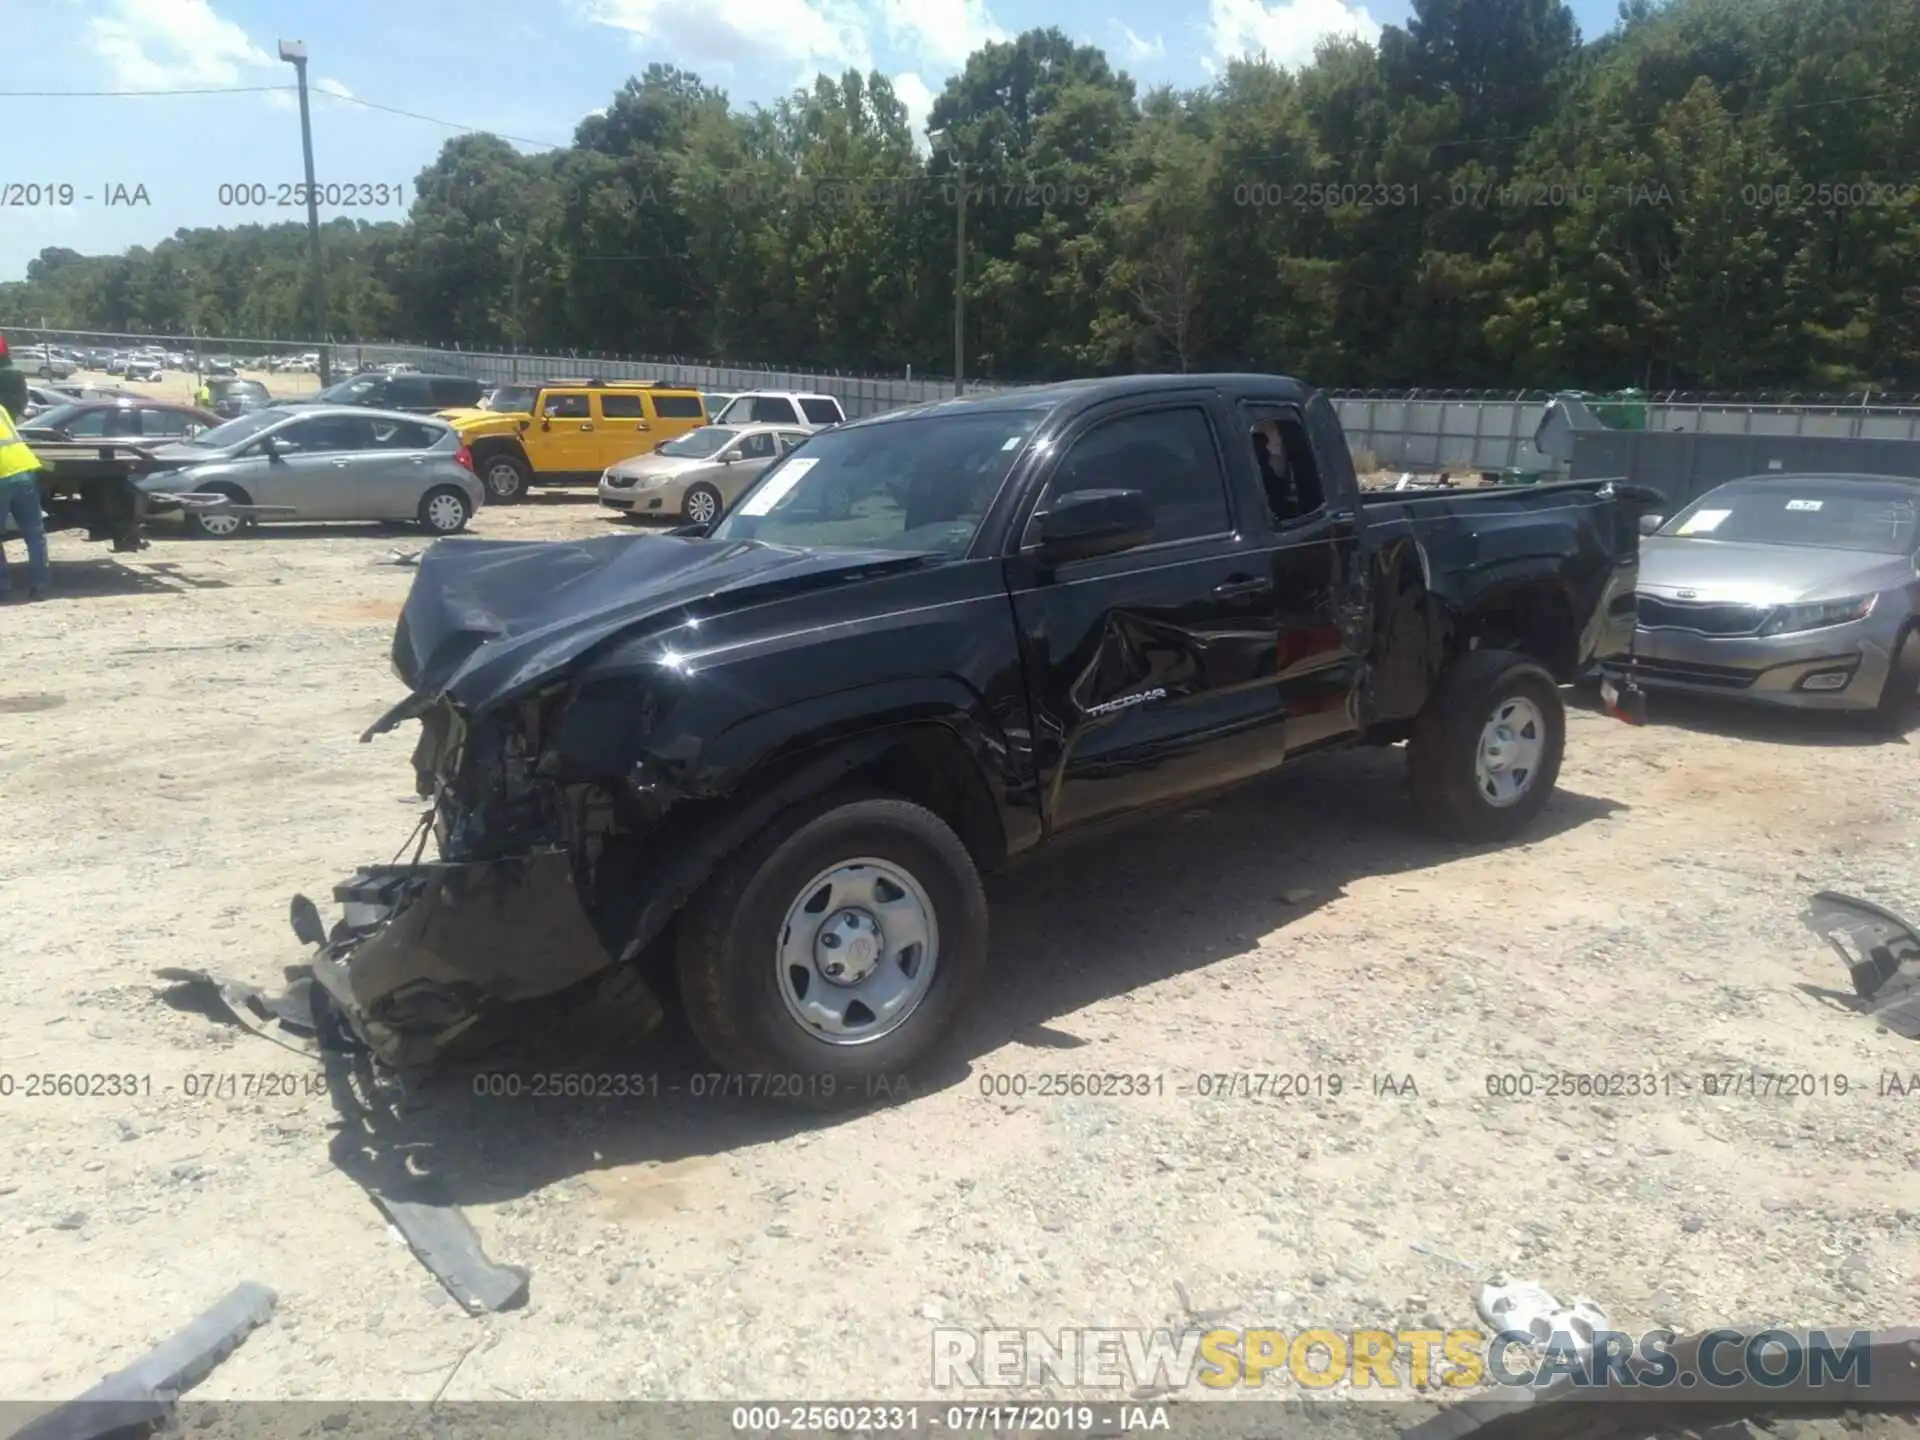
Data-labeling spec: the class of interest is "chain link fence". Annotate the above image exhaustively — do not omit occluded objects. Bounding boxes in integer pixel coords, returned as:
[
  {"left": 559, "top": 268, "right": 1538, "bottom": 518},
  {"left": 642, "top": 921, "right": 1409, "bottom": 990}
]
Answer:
[{"left": 12, "top": 324, "right": 1920, "bottom": 474}]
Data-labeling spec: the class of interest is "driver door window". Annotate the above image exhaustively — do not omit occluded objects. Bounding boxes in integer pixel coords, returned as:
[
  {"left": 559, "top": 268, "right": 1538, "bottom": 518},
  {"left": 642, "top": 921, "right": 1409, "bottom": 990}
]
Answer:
[
  {"left": 1027, "top": 407, "right": 1233, "bottom": 549},
  {"left": 62, "top": 408, "right": 110, "bottom": 438},
  {"left": 736, "top": 432, "right": 777, "bottom": 461}
]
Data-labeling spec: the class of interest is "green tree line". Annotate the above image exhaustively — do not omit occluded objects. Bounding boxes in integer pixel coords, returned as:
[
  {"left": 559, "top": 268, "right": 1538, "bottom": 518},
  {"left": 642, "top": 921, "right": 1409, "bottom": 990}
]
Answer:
[{"left": 5, "top": 0, "right": 1917, "bottom": 390}]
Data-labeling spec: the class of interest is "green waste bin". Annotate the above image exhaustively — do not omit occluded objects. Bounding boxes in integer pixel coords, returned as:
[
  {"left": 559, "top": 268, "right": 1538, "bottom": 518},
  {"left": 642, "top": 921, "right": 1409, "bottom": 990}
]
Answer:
[
  {"left": 1591, "top": 388, "right": 1648, "bottom": 431},
  {"left": 1499, "top": 467, "right": 1549, "bottom": 486}
]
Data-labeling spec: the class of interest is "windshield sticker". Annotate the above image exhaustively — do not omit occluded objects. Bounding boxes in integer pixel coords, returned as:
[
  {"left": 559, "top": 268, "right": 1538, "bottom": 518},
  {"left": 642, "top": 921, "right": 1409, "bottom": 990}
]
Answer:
[
  {"left": 1001, "top": 434, "right": 1025, "bottom": 451},
  {"left": 1784, "top": 499, "right": 1823, "bottom": 512},
  {"left": 1677, "top": 508, "right": 1730, "bottom": 535},
  {"left": 739, "top": 457, "right": 818, "bottom": 516}
]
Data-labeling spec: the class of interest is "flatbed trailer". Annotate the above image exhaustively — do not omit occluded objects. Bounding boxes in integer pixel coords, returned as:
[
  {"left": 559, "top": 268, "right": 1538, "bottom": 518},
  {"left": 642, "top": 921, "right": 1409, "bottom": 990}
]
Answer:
[{"left": 9, "top": 441, "right": 277, "bottom": 551}]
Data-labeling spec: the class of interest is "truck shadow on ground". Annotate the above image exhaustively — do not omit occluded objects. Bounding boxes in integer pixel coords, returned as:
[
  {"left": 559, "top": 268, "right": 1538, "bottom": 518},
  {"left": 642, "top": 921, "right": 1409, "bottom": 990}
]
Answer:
[{"left": 318, "top": 745, "right": 1625, "bottom": 1217}]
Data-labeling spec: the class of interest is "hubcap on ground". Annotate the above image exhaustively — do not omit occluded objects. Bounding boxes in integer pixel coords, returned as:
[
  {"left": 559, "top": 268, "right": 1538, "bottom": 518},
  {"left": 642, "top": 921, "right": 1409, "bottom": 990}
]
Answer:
[
  {"left": 1474, "top": 695, "right": 1546, "bottom": 807},
  {"left": 686, "top": 490, "right": 717, "bottom": 524},
  {"left": 776, "top": 859, "right": 938, "bottom": 1045},
  {"left": 427, "top": 494, "right": 465, "bottom": 531}
]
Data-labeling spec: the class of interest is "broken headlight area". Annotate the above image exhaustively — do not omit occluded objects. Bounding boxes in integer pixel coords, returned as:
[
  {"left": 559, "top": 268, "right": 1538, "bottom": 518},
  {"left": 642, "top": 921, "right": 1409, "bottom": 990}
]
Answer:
[{"left": 301, "top": 849, "right": 640, "bottom": 1071}]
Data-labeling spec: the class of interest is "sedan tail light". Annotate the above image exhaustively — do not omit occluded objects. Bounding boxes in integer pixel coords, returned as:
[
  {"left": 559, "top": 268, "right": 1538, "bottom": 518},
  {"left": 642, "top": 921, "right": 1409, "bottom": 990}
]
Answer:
[{"left": 454, "top": 445, "right": 475, "bottom": 472}]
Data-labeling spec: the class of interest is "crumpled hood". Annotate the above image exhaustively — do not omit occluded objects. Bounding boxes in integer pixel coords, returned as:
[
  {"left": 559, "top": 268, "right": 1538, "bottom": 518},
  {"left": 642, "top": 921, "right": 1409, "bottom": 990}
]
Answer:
[{"left": 387, "top": 533, "right": 931, "bottom": 716}]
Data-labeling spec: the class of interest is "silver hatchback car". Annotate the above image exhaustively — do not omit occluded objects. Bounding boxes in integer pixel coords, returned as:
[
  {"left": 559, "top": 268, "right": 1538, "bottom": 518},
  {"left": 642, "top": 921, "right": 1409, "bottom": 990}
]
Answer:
[
  {"left": 599, "top": 422, "right": 813, "bottom": 524},
  {"left": 136, "top": 404, "right": 485, "bottom": 538},
  {"left": 1606, "top": 473, "right": 1920, "bottom": 725}
]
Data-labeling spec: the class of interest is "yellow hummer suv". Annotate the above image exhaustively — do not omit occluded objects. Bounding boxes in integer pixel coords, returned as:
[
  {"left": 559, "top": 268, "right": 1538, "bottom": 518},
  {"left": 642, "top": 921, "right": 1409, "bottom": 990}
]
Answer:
[{"left": 443, "top": 379, "right": 707, "bottom": 503}]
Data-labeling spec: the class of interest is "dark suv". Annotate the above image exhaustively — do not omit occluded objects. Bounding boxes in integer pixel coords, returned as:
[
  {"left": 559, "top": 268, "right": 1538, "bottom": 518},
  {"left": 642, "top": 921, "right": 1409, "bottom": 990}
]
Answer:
[{"left": 309, "top": 372, "right": 485, "bottom": 414}]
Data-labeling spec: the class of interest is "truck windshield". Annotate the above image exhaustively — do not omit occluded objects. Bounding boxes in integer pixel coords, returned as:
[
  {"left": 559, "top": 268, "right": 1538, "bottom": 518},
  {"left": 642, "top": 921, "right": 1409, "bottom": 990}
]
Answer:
[
  {"left": 1661, "top": 478, "right": 1920, "bottom": 554},
  {"left": 712, "top": 409, "right": 1044, "bottom": 557},
  {"left": 481, "top": 386, "right": 537, "bottom": 413}
]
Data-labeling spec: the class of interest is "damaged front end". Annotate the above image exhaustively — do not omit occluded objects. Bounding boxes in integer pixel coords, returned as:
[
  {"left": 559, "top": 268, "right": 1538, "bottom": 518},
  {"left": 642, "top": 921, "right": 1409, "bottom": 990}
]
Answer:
[{"left": 301, "top": 686, "right": 659, "bottom": 1071}]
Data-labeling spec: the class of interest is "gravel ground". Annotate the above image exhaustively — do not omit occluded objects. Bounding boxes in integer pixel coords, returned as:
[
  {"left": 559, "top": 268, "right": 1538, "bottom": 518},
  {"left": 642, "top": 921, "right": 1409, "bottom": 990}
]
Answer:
[{"left": 1, "top": 496, "right": 1917, "bottom": 1425}]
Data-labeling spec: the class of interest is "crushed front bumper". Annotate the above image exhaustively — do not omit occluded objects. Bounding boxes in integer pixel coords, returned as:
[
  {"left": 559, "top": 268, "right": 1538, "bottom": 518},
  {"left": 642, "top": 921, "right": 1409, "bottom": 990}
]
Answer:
[{"left": 304, "top": 848, "right": 621, "bottom": 1071}]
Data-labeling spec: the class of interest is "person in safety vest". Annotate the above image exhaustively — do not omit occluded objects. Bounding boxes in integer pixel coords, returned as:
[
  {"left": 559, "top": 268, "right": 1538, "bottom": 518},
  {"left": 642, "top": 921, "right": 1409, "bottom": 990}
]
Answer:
[
  {"left": 0, "top": 341, "right": 51, "bottom": 601},
  {"left": 194, "top": 373, "right": 216, "bottom": 410}
]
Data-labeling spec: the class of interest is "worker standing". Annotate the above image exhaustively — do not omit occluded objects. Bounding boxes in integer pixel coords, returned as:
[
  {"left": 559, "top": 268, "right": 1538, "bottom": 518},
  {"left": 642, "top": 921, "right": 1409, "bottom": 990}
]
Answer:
[
  {"left": 194, "top": 371, "right": 215, "bottom": 410},
  {"left": 0, "top": 358, "right": 51, "bottom": 602}
]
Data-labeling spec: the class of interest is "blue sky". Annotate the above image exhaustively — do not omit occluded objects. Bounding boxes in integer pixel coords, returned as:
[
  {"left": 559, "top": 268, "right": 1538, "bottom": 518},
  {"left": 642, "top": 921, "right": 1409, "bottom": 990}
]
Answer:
[{"left": 6, "top": 0, "right": 1623, "bottom": 284}]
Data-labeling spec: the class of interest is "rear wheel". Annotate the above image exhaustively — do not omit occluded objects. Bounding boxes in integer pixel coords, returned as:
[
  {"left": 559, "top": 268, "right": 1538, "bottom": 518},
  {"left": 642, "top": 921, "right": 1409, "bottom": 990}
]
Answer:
[
  {"left": 480, "top": 452, "right": 530, "bottom": 504},
  {"left": 675, "top": 793, "right": 989, "bottom": 1107},
  {"left": 682, "top": 483, "right": 722, "bottom": 526},
  {"left": 418, "top": 485, "right": 473, "bottom": 535},
  {"left": 1408, "top": 648, "right": 1565, "bottom": 841},
  {"left": 186, "top": 481, "right": 251, "bottom": 539}
]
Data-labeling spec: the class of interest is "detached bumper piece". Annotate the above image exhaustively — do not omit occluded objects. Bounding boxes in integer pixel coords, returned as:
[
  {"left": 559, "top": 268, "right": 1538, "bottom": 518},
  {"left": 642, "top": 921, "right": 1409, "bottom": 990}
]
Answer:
[{"left": 303, "top": 848, "right": 617, "bottom": 1071}]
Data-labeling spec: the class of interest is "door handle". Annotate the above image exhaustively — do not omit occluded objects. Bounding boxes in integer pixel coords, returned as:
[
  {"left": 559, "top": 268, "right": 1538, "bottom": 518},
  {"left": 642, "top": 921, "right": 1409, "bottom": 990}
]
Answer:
[
  {"left": 1213, "top": 575, "right": 1272, "bottom": 599},
  {"left": 331, "top": 459, "right": 350, "bottom": 468},
  {"left": 1327, "top": 508, "right": 1356, "bottom": 523},
  {"left": 580, "top": 423, "right": 595, "bottom": 431}
]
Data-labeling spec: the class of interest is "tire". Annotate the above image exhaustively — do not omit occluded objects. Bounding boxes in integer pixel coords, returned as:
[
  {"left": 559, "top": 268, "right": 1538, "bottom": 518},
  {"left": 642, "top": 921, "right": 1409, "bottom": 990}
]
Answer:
[
  {"left": 186, "top": 481, "right": 251, "bottom": 539},
  {"left": 675, "top": 792, "right": 989, "bottom": 1106},
  {"left": 1871, "top": 624, "right": 1920, "bottom": 735},
  {"left": 479, "top": 452, "right": 531, "bottom": 504},
  {"left": 681, "top": 482, "right": 722, "bottom": 526},
  {"left": 1407, "top": 648, "right": 1565, "bottom": 841},
  {"left": 417, "top": 485, "right": 473, "bottom": 535}
]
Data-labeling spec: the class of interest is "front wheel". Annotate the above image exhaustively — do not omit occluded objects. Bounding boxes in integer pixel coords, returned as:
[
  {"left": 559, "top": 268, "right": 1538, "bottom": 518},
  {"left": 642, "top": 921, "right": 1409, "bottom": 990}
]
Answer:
[
  {"left": 1871, "top": 625, "right": 1920, "bottom": 735},
  {"left": 675, "top": 794, "right": 989, "bottom": 1106},
  {"left": 1408, "top": 649, "right": 1565, "bottom": 841},
  {"left": 186, "top": 482, "right": 251, "bottom": 539},
  {"left": 682, "top": 482, "right": 722, "bottom": 526},
  {"left": 479, "top": 452, "right": 530, "bottom": 504}
]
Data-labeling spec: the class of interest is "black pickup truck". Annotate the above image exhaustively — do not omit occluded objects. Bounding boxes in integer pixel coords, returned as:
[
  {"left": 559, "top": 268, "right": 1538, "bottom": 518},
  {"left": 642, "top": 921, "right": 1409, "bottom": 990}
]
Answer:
[{"left": 298, "top": 373, "right": 1657, "bottom": 1096}]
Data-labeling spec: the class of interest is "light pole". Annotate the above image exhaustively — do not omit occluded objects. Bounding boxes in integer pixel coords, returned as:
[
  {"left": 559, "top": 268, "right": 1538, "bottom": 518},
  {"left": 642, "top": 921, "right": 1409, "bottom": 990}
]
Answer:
[
  {"left": 279, "top": 39, "right": 330, "bottom": 385},
  {"left": 928, "top": 127, "right": 965, "bottom": 397}
]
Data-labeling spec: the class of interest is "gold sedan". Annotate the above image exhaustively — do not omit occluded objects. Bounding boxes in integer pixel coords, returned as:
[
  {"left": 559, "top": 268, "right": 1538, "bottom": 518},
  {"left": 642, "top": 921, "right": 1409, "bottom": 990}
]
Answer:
[{"left": 599, "top": 423, "right": 815, "bottom": 525}]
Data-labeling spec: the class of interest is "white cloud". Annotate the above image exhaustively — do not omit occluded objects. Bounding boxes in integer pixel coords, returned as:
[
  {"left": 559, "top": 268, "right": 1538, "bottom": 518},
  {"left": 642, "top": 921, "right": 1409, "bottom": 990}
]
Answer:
[
  {"left": 892, "top": 71, "right": 936, "bottom": 146},
  {"left": 879, "top": 0, "right": 1005, "bottom": 74},
  {"left": 1206, "top": 0, "right": 1381, "bottom": 70},
  {"left": 571, "top": 0, "right": 877, "bottom": 86},
  {"left": 87, "top": 0, "right": 276, "bottom": 90},
  {"left": 1117, "top": 22, "right": 1166, "bottom": 61},
  {"left": 315, "top": 76, "right": 355, "bottom": 99}
]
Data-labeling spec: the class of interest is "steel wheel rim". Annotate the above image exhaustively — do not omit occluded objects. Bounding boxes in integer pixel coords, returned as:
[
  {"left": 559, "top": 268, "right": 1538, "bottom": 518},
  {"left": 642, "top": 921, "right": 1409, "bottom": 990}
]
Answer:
[
  {"left": 685, "top": 489, "right": 717, "bottom": 524},
  {"left": 427, "top": 494, "right": 465, "bottom": 531},
  {"left": 200, "top": 511, "right": 242, "bottom": 537},
  {"left": 1474, "top": 695, "right": 1546, "bottom": 807},
  {"left": 775, "top": 857, "right": 939, "bottom": 1046},
  {"left": 486, "top": 463, "right": 521, "bottom": 498}
]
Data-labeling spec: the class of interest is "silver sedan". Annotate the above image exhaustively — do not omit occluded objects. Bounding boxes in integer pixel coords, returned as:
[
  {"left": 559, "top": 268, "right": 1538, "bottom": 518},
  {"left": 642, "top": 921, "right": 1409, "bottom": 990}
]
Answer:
[
  {"left": 134, "top": 404, "right": 485, "bottom": 538},
  {"left": 599, "top": 423, "right": 812, "bottom": 525},
  {"left": 1606, "top": 473, "right": 1920, "bottom": 725}
]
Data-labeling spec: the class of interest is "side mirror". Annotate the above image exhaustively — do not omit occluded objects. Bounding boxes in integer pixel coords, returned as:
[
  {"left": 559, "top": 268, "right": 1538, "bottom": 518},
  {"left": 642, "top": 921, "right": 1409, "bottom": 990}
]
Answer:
[
  {"left": 1638, "top": 513, "right": 1666, "bottom": 536},
  {"left": 718, "top": 451, "right": 736, "bottom": 464},
  {"left": 261, "top": 437, "right": 288, "bottom": 461},
  {"left": 1034, "top": 489, "right": 1154, "bottom": 565}
]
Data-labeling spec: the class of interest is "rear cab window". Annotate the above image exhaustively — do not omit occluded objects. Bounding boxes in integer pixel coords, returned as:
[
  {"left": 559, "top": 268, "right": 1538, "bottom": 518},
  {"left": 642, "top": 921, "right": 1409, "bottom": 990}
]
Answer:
[
  {"left": 652, "top": 392, "right": 705, "bottom": 419},
  {"left": 597, "top": 393, "right": 647, "bottom": 419},
  {"left": 799, "top": 397, "right": 844, "bottom": 425}
]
